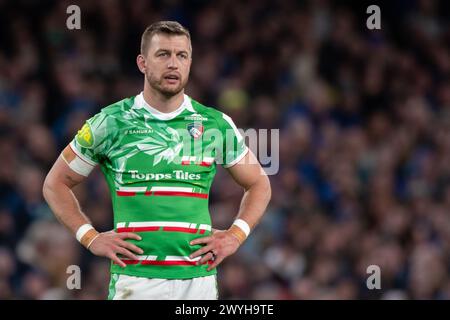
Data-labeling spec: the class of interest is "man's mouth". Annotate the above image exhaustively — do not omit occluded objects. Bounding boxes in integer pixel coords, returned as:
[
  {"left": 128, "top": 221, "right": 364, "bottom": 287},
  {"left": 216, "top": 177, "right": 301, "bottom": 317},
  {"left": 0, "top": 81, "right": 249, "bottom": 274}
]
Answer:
[{"left": 164, "top": 74, "right": 180, "bottom": 82}]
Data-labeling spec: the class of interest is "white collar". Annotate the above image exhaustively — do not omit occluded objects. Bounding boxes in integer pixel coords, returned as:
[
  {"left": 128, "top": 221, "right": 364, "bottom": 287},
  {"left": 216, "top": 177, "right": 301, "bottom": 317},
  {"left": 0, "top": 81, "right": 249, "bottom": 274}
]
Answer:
[{"left": 135, "top": 92, "right": 194, "bottom": 121}]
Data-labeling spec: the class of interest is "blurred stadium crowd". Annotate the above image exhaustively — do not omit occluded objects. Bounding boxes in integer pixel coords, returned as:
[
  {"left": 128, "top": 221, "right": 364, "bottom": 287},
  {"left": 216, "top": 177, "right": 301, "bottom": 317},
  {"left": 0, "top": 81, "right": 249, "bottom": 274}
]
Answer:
[{"left": 1, "top": 0, "right": 450, "bottom": 299}]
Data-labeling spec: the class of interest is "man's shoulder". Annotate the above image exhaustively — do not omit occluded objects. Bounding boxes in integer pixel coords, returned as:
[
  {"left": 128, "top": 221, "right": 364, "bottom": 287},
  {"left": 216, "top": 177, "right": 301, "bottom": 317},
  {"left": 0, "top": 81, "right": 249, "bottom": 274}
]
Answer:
[
  {"left": 99, "top": 95, "right": 136, "bottom": 117},
  {"left": 83, "top": 96, "right": 137, "bottom": 137},
  {"left": 189, "top": 97, "right": 229, "bottom": 125}
]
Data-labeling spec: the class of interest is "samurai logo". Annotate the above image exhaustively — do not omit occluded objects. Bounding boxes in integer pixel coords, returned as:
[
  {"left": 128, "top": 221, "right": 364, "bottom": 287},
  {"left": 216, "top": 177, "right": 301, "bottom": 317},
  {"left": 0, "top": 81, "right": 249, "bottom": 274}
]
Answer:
[{"left": 187, "top": 123, "right": 204, "bottom": 139}]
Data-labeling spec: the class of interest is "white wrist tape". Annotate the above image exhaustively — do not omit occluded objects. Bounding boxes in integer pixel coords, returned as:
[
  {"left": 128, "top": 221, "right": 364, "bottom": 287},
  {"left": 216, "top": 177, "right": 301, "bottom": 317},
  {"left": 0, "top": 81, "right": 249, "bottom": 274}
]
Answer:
[
  {"left": 232, "top": 219, "right": 251, "bottom": 237},
  {"left": 76, "top": 224, "right": 94, "bottom": 242}
]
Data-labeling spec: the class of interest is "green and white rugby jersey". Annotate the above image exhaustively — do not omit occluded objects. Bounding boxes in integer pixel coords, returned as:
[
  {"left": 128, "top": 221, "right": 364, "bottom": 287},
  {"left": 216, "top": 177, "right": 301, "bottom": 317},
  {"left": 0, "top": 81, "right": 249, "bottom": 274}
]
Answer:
[{"left": 69, "top": 92, "right": 248, "bottom": 279}]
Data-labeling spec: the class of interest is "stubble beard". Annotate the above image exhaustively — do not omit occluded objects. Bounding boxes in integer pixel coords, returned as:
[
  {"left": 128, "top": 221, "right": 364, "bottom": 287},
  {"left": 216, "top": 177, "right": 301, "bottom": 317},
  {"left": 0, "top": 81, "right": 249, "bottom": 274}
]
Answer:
[{"left": 146, "top": 71, "right": 188, "bottom": 98}]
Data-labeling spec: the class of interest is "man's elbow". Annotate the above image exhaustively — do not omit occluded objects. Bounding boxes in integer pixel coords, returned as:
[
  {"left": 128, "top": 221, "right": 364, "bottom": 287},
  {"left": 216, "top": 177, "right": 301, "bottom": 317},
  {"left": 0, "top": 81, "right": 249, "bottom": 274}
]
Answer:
[
  {"left": 42, "top": 173, "right": 58, "bottom": 202},
  {"left": 42, "top": 175, "right": 51, "bottom": 201},
  {"left": 259, "top": 172, "right": 272, "bottom": 203},
  {"left": 265, "top": 175, "right": 272, "bottom": 202}
]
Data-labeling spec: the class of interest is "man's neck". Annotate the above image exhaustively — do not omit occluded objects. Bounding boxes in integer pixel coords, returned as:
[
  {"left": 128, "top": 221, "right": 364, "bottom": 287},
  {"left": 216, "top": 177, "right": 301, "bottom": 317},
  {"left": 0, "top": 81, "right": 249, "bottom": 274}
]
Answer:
[{"left": 142, "top": 85, "right": 185, "bottom": 113}]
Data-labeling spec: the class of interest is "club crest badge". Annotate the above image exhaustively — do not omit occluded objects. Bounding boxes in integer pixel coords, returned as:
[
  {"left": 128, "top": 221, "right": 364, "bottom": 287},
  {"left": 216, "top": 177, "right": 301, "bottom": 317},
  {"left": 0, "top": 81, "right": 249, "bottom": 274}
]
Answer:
[{"left": 187, "top": 122, "right": 204, "bottom": 139}]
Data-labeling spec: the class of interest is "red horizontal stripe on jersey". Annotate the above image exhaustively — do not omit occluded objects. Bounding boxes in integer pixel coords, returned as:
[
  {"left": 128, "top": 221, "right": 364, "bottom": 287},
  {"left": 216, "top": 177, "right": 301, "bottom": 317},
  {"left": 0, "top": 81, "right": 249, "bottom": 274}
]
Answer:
[
  {"left": 200, "top": 162, "right": 212, "bottom": 167},
  {"left": 117, "top": 227, "right": 160, "bottom": 233},
  {"left": 141, "top": 260, "right": 198, "bottom": 266},
  {"left": 117, "top": 191, "right": 137, "bottom": 196},
  {"left": 162, "top": 227, "right": 198, "bottom": 233},
  {"left": 116, "top": 191, "right": 208, "bottom": 198},
  {"left": 153, "top": 191, "right": 208, "bottom": 199},
  {"left": 181, "top": 161, "right": 190, "bottom": 165},
  {"left": 116, "top": 260, "right": 214, "bottom": 266},
  {"left": 121, "top": 260, "right": 140, "bottom": 265},
  {"left": 116, "top": 226, "right": 205, "bottom": 234}
]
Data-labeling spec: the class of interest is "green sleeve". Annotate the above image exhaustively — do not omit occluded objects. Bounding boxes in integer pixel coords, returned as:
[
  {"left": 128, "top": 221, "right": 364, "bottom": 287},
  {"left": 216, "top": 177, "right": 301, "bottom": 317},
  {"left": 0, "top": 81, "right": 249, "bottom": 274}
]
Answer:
[
  {"left": 216, "top": 112, "right": 248, "bottom": 168},
  {"left": 70, "top": 111, "right": 111, "bottom": 164}
]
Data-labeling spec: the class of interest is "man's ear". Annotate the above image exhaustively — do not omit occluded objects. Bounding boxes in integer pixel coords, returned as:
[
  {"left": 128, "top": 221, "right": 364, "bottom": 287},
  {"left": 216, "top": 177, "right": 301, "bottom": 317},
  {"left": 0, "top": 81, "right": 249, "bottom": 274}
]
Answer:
[{"left": 136, "top": 54, "right": 146, "bottom": 74}]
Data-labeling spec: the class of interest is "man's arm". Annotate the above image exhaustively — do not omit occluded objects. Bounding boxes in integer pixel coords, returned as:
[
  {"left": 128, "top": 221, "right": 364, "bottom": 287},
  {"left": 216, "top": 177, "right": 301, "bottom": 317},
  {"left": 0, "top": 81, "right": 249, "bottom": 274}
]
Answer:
[
  {"left": 224, "top": 150, "right": 272, "bottom": 230},
  {"left": 43, "top": 152, "right": 92, "bottom": 233},
  {"left": 42, "top": 146, "right": 144, "bottom": 267},
  {"left": 190, "top": 150, "right": 271, "bottom": 270}
]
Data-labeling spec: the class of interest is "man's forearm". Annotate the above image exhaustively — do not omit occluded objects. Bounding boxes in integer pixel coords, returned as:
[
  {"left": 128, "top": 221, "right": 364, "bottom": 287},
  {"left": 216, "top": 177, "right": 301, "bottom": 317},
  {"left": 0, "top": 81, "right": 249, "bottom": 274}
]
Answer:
[
  {"left": 43, "top": 179, "right": 91, "bottom": 235},
  {"left": 190, "top": 173, "right": 271, "bottom": 267},
  {"left": 234, "top": 174, "right": 271, "bottom": 231}
]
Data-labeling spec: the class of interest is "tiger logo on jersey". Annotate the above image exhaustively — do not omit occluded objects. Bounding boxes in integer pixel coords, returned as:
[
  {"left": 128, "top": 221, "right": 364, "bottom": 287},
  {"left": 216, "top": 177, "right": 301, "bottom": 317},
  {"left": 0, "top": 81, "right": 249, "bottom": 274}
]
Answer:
[
  {"left": 187, "top": 123, "right": 204, "bottom": 139},
  {"left": 76, "top": 123, "right": 94, "bottom": 148}
]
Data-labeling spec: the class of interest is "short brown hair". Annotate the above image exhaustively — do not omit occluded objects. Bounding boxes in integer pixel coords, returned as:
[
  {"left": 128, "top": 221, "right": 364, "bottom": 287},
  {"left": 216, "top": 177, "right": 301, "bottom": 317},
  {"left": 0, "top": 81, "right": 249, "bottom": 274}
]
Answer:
[{"left": 140, "top": 21, "right": 191, "bottom": 55}]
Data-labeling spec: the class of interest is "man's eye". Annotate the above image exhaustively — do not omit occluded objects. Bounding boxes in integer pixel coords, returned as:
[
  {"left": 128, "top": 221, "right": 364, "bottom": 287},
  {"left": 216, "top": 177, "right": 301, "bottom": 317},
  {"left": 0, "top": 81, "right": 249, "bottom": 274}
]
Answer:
[
  {"left": 178, "top": 54, "right": 188, "bottom": 59},
  {"left": 158, "top": 52, "right": 168, "bottom": 57}
]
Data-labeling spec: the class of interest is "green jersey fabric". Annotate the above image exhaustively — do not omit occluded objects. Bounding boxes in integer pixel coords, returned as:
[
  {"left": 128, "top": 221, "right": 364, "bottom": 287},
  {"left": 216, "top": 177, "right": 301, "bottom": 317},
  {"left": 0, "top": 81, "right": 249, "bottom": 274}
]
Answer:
[{"left": 70, "top": 92, "right": 248, "bottom": 279}]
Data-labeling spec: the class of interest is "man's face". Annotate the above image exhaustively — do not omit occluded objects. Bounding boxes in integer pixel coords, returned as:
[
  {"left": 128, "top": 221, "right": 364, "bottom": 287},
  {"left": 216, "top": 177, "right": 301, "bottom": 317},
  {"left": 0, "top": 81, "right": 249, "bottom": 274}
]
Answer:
[{"left": 140, "top": 34, "right": 192, "bottom": 96}]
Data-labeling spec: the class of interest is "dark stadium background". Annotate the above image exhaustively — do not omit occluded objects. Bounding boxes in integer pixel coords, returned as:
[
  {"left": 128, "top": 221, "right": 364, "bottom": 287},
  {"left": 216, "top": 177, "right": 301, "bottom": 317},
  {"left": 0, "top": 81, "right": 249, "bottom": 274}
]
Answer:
[{"left": 0, "top": 0, "right": 449, "bottom": 299}]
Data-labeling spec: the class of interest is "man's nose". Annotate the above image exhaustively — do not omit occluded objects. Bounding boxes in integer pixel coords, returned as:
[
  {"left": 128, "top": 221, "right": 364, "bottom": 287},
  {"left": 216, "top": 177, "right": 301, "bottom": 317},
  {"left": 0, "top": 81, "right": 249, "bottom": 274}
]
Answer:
[{"left": 167, "top": 54, "right": 178, "bottom": 69}]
